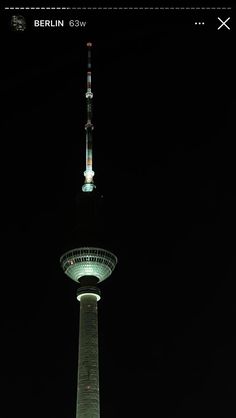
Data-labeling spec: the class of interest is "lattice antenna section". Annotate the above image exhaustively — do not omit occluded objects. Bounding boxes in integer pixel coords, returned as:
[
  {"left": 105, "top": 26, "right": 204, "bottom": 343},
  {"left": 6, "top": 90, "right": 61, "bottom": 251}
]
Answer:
[{"left": 82, "top": 42, "right": 96, "bottom": 192}]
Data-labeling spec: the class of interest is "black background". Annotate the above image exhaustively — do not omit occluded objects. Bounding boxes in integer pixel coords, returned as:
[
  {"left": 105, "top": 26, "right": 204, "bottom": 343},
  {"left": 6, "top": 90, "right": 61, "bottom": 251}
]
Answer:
[{"left": 1, "top": 7, "right": 235, "bottom": 418}]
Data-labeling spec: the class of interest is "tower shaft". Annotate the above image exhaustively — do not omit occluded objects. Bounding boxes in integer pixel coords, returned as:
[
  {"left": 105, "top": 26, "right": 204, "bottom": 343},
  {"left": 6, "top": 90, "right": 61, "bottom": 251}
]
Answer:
[{"left": 76, "top": 293, "right": 100, "bottom": 418}]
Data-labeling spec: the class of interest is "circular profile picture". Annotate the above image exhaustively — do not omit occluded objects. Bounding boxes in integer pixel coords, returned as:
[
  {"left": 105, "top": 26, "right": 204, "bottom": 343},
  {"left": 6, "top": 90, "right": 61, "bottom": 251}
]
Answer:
[{"left": 11, "top": 15, "right": 26, "bottom": 31}]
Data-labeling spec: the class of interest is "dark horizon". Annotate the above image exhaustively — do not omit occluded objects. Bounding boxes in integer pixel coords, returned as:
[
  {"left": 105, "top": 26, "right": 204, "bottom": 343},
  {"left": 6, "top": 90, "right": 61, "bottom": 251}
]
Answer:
[{"left": 1, "top": 8, "right": 235, "bottom": 418}]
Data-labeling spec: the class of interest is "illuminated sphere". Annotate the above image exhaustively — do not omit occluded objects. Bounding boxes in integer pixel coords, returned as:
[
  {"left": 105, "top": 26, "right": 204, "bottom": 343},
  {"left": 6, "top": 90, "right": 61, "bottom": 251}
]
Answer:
[{"left": 60, "top": 247, "right": 117, "bottom": 283}]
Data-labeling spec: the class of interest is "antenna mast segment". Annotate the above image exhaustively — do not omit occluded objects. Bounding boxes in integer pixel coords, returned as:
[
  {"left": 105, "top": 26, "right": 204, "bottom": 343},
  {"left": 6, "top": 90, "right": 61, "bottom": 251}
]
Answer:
[{"left": 82, "top": 42, "right": 96, "bottom": 192}]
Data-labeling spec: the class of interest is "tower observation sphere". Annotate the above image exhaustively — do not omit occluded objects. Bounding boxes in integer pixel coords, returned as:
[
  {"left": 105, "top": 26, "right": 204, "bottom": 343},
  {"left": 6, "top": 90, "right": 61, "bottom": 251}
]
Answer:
[
  {"left": 60, "top": 247, "right": 117, "bottom": 283},
  {"left": 60, "top": 43, "right": 118, "bottom": 418}
]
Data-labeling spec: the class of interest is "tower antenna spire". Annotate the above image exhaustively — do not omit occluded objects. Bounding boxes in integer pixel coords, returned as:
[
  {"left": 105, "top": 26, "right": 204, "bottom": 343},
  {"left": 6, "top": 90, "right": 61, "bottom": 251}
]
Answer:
[{"left": 82, "top": 41, "right": 96, "bottom": 192}]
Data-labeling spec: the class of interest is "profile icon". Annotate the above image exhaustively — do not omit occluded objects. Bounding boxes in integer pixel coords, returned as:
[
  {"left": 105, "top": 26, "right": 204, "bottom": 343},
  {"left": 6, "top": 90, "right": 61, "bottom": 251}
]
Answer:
[{"left": 11, "top": 15, "right": 26, "bottom": 31}]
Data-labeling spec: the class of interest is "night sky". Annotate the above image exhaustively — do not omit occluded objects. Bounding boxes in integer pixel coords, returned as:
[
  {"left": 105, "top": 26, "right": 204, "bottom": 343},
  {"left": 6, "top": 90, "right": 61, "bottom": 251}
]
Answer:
[{"left": 1, "top": 6, "right": 235, "bottom": 418}]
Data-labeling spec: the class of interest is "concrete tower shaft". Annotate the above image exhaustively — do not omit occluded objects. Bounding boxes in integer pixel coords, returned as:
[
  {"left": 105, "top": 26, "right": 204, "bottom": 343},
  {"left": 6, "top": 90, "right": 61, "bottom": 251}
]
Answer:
[
  {"left": 76, "top": 292, "right": 100, "bottom": 418},
  {"left": 61, "top": 247, "right": 117, "bottom": 418}
]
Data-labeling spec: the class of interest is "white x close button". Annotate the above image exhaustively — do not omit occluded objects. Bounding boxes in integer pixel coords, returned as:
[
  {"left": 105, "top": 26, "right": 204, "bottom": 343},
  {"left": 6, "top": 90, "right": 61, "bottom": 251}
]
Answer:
[{"left": 217, "top": 17, "right": 231, "bottom": 30}]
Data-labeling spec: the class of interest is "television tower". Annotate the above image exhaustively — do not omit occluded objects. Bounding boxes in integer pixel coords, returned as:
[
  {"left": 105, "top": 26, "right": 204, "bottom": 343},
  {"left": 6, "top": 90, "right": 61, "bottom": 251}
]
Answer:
[{"left": 60, "top": 43, "right": 118, "bottom": 418}]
